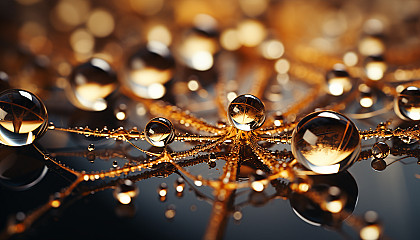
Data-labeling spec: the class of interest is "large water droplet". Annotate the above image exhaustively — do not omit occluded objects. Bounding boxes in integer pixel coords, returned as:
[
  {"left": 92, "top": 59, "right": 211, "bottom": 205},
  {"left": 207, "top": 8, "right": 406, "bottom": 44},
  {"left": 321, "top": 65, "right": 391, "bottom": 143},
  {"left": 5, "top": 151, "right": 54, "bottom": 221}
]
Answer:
[
  {"left": 395, "top": 86, "right": 420, "bottom": 121},
  {"left": 291, "top": 111, "right": 361, "bottom": 174},
  {"left": 0, "top": 89, "right": 48, "bottom": 146}
]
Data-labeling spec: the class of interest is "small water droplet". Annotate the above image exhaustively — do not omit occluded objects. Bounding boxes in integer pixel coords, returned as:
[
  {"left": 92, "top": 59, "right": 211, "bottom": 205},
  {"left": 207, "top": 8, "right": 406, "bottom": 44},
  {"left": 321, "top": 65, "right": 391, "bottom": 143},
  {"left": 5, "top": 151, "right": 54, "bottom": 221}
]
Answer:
[{"left": 88, "top": 144, "right": 95, "bottom": 151}]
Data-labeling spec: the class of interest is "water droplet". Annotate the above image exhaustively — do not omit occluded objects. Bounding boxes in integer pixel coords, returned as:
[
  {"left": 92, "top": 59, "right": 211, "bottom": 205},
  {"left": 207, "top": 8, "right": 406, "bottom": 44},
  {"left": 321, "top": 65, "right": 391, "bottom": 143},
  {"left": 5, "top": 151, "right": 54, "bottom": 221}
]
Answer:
[
  {"left": 174, "top": 178, "right": 185, "bottom": 193},
  {"left": 88, "top": 143, "right": 95, "bottom": 151},
  {"left": 50, "top": 193, "right": 61, "bottom": 208},
  {"left": 123, "top": 43, "right": 174, "bottom": 99},
  {"left": 228, "top": 94, "right": 265, "bottom": 131},
  {"left": 66, "top": 58, "right": 117, "bottom": 111},
  {"left": 144, "top": 117, "right": 175, "bottom": 147},
  {"left": 371, "top": 142, "right": 389, "bottom": 159},
  {"left": 158, "top": 182, "right": 168, "bottom": 197},
  {"left": 364, "top": 55, "right": 387, "bottom": 81},
  {"left": 0, "top": 89, "right": 48, "bottom": 146},
  {"left": 371, "top": 159, "right": 387, "bottom": 172},
  {"left": 291, "top": 111, "right": 361, "bottom": 174},
  {"left": 113, "top": 160, "right": 118, "bottom": 168},
  {"left": 209, "top": 153, "right": 216, "bottom": 161},
  {"left": 326, "top": 64, "right": 352, "bottom": 96},
  {"left": 395, "top": 86, "right": 420, "bottom": 121},
  {"left": 114, "top": 179, "right": 139, "bottom": 205}
]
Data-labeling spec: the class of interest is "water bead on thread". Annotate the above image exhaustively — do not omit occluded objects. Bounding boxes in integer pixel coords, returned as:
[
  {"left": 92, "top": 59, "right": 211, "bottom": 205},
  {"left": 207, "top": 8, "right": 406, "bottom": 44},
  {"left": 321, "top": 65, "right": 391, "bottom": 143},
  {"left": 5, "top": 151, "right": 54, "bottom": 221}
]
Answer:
[
  {"left": 291, "top": 110, "right": 361, "bottom": 174},
  {"left": 228, "top": 94, "right": 265, "bottom": 131},
  {"left": 144, "top": 117, "right": 175, "bottom": 147}
]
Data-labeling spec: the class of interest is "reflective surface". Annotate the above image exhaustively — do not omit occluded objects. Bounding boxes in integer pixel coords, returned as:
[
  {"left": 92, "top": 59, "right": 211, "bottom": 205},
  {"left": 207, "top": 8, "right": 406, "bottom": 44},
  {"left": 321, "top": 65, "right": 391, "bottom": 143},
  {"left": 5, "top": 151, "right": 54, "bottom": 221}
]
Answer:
[
  {"left": 144, "top": 117, "right": 175, "bottom": 147},
  {"left": 66, "top": 58, "right": 118, "bottom": 111},
  {"left": 0, "top": 89, "right": 48, "bottom": 146},
  {"left": 395, "top": 86, "right": 420, "bottom": 121},
  {"left": 228, "top": 94, "right": 265, "bottom": 131},
  {"left": 291, "top": 111, "right": 361, "bottom": 174},
  {"left": 123, "top": 43, "right": 175, "bottom": 99}
]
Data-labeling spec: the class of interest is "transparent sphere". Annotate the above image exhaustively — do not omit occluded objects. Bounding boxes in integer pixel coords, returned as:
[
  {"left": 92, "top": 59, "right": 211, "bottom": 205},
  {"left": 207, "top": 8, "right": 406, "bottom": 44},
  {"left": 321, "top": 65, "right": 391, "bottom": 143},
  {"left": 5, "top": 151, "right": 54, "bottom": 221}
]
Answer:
[
  {"left": 291, "top": 111, "right": 361, "bottom": 174},
  {"left": 371, "top": 142, "right": 390, "bottom": 159},
  {"left": 228, "top": 94, "right": 265, "bottom": 131},
  {"left": 325, "top": 65, "right": 352, "bottom": 96},
  {"left": 66, "top": 58, "right": 118, "bottom": 111},
  {"left": 395, "top": 86, "right": 420, "bottom": 121},
  {"left": 0, "top": 89, "right": 48, "bottom": 146},
  {"left": 144, "top": 117, "right": 175, "bottom": 147},
  {"left": 123, "top": 42, "right": 175, "bottom": 99}
]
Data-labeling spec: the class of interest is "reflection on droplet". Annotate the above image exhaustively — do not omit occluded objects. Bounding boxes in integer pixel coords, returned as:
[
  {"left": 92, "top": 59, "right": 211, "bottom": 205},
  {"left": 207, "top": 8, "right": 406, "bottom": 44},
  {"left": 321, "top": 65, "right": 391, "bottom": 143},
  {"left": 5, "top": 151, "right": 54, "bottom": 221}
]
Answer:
[
  {"left": 326, "top": 64, "right": 352, "bottom": 96},
  {"left": 123, "top": 43, "right": 174, "bottom": 99},
  {"left": 179, "top": 17, "right": 218, "bottom": 71},
  {"left": 144, "top": 117, "right": 175, "bottom": 147},
  {"left": 371, "top": 142, "right": 389, "bottom": 159},
  {"left": 291, "top": 111, "right": 361, "bottom": 174},
  {"left": 66, "top": 58, "right": 117, "bottom": 111},
  {"left": 228, "top": 94, "right": 265, "bottom": 131},
  {"left": 88, "top": 144, "right": 95, "bottom": 152},
  {"left": 0, "top": 89, "right": 48, "bottom": 146},
  {"left": 359, "top": 84, "right": 375, "bottom": 108},
  {"left": 358, "top": 36, "right": 385, "bottom": 56},
  {"left": 395, "top": 86, "right": 420, "bottom": 121}
]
